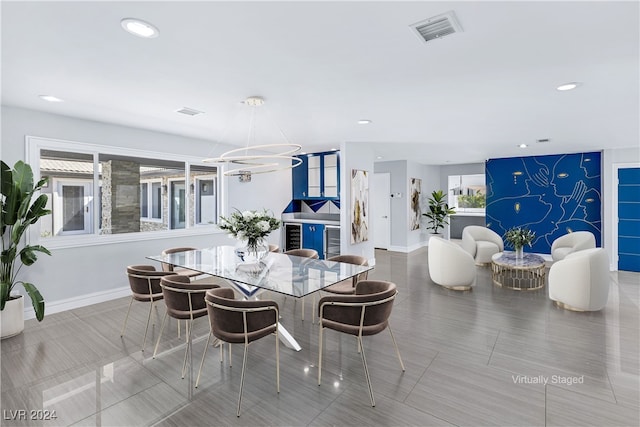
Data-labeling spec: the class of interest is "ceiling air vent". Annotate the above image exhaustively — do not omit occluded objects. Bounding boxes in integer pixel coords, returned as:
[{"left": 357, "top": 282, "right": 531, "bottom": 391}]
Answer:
[
  {"left": 176, "top": 107, "right": 204, "bottom": 116},
  {"left": 410, "top": 11, "right": 463, "bottom": 44}
]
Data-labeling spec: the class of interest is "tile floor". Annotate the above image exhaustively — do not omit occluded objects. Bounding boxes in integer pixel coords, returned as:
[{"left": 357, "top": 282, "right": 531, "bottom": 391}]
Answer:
[{"left": 1, "top": 248, "right": 638, "bottom": 426}]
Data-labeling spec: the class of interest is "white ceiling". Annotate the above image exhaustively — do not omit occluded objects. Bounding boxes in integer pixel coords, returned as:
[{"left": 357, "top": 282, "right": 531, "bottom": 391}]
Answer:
[{"left": 2, "top": 1, "right": 638, "bottom": 165}]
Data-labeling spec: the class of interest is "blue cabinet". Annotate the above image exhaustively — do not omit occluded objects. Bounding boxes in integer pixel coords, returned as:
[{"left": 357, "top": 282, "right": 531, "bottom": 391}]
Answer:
[
  {"left": 302, "top": 223, "right": 325, "bottom": 259},
  {"left": 292, "top": 151, "right": 339, "bottom": 200},
  {"left": 292, "top": 155, "right": 308, "bottom": 199}
]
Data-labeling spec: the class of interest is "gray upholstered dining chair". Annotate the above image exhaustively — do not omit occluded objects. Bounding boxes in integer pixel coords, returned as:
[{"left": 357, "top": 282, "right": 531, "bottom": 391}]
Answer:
[
  {"left": 317, "top": 280, "right": 405, "bottom": 407},
  {"left": 324, "top": 254, "right": 369, "bottom": 295},
  {"left": 284, "top": 248, "right": 319, "bottom": 258},
  {"left": 284, "top": 248, "right": 319, "bottom": 321},
  {"left": 122, "top": 265, "right": 173, "bottom": 352},
  {"left": 299, "top": 254, "right": 370, "bottom": 324},
  {"left": 152, "top": 275, "right": 221, "bottom": 379},
  {"left": 160, "top": 247, "right": 202, "bottom": 278},
  {"left": 197, "top": 287, "right": 280, "bottom": 417}
]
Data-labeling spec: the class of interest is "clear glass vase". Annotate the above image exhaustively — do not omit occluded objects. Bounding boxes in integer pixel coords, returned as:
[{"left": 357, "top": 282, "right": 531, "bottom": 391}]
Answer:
[
  {"left": 235, "top": 239, "right": 268, "bottom": 262},
  {"left": 515, "top": 246, "right": 524, "bottom": 259}
]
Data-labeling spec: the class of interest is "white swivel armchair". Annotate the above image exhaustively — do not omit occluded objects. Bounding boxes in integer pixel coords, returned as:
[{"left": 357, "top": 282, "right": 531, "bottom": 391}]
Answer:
[
  {"left": 551, "top": 231, "right": 596, "bottom": 261},
  {"left": 548, "top": 248, "right": 610, "bottom": 311},
  {"left": 461, "top": 225, "right": 504, "bottom": 265},
  {"left": 428, "top": 237, "right": 476, "bottom": 290}
]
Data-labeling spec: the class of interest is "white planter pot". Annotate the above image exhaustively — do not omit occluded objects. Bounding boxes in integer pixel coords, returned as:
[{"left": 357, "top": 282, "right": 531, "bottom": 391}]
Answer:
[{"left": 1, "top": 295, "right": 25, "bottom": 339}]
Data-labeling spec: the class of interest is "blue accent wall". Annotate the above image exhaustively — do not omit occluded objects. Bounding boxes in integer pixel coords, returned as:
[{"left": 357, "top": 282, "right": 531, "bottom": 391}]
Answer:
[{"left": 486, "top": 152, "right": 601, "bottom": 254}]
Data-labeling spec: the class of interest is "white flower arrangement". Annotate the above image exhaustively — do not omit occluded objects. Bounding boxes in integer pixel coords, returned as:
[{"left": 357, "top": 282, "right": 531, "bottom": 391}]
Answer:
[{"left": 218, "top": 209, "right": 280, "bottom": 253}]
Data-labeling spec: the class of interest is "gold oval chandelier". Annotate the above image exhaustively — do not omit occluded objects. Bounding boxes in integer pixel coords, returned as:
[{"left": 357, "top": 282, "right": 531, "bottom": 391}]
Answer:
[{"left": 203, "top": 96, "right": 302, "bottom": 177}]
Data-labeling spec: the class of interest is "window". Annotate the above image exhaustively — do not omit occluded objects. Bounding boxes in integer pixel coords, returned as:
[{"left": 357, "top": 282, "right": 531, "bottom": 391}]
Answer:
[
  {"left": 140, "top": 180, "right": 162, "bottom": 221},
  {"left": 448, "top": 174, "right": 486, "bottom": 213},
  {"left": 31, "top": 137, "right": 219, "bottom": 242},
  {"left": 191, "top": 165, "right": 217, "bottom": 225}
]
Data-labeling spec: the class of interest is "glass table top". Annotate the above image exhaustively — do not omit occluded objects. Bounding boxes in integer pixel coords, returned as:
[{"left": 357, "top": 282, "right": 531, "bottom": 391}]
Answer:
[{"left": 147, "top": 246, "right": 372, "bottom": 298}]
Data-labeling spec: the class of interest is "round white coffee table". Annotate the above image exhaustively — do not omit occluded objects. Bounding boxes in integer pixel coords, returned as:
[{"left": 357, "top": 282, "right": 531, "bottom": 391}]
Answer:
[{"left": 491, "top": 252, "right": 546, "bottom": 291}]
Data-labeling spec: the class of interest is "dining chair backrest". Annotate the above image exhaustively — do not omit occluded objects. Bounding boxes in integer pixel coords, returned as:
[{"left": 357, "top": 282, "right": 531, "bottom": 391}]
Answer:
[
  {"left": 205, "top": 288, "right": 278, "bottom": 344},
  {"left": 160, "top": 275, "right": 220, "bottom": 320},
  {"left": 318, "top": 280, "right": 397, "bottom": 337},
  {"left": 284, "top": 248, "right": 319, "bottom": 259},
  {"left": 126, "top": 265, "right": 171, "bottom": 301},
  {"left": 327, "top": 254, "right": 369, "bottom": 288},
  {"left": 160, "top": 247, "right": 198, "bottom": 272}
]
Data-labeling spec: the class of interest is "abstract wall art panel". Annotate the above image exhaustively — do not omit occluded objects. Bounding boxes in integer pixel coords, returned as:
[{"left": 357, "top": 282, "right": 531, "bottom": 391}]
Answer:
[
  {"left": 410, "top": 178, "right": 422, "bottom": 231},
  {"left": 486, "top": 152, "right": 601, "bottom": 254},
  {"left": 351, "top": 169, "right": 369, "bottom": 244}
]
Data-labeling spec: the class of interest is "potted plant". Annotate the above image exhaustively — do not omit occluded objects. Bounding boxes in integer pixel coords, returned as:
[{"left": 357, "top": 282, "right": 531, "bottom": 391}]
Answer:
[
  {"left": 422, "top": 190, "right": 456, "bottom": 236},
  {"left": 504, "top": 226, "right": 536, "bottom": 259},
  {"left": 1, "top": 160, "right": 51, "bottom": 338}
]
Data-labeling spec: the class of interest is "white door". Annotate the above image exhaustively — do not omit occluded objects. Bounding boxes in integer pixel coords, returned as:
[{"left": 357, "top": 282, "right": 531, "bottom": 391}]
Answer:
[
  {"left": 53, "top": 180, "right": 93, "bottom": 235},
  {"left": 373, "top": 173, "right": 391, "bottom": 249}
]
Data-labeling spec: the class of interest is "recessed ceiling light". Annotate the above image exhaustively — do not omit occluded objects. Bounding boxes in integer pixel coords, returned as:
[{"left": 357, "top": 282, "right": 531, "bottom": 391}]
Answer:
[
  {"left": 518, "top": 144, "right": 528, "bottom": 148},
  {"left": 376, "top": 156, "right": 383, "bottom": 160},
  {"left": 330, "top": 148, "right": 338, "bottom": 151},
  {"left": 556, "top": 82, "right": 581, "bottom": 91},
  {"left": 357, "top": 119, "right": 372, "bottom": 125},
  {"left": 121, "top": 18, "right": 159, "bottom": 38},
  {"left": 39, "top": 95, "right": 63, "bottom": 103}
]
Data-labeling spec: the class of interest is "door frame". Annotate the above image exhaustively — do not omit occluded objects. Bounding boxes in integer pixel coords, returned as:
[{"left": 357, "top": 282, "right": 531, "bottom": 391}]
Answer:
[{"left": 613, "top": 162, "right": 640, "bottom": 271}]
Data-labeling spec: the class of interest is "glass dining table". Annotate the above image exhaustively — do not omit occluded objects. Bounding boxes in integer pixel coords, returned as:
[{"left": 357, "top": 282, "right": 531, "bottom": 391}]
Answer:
[{"left": 147, "top": 245, "right": 372, "bottom": 351}]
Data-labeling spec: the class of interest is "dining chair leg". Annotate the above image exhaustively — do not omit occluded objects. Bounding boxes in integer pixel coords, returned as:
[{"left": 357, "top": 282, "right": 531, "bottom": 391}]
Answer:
[
  {"left": 357, "top": 336, "right": 375, "bottom": 407},
  {"left": 275, "top": 330, "right": 280, "bottom": 393},
  {"left": 388, "top": 325, "right": 405, "bottom": 371},
  {"left": 142, "top": 301, "right": 156, "bottom": 352},
  {"left": 120, "top": 297, "right": 134, "bottom": 337},
  {"left": 195, "top": 332, "right": 212, "bottom": 388},
  {"left": 152, "top": 311, "right": 169, "bottom": 358},
  {"left": 301, "top": 297, "right": 305, "bottom": 321},
  {"left": 317, "top": 325, "right": 324, "bottom": 385},
  {"left": 182, "top": 319, "right": 194, "bottom": 379},
  {"left": 237, "top": 342, "right": 249, "bottom": 417},
  {"left": 229, "top": 342, "right": 233, "bottom": 367}
]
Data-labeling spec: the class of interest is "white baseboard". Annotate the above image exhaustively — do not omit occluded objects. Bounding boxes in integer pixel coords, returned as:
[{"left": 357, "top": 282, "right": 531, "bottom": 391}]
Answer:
[{"left": 23, "top": 286, "right": 130, "bottom": 320}]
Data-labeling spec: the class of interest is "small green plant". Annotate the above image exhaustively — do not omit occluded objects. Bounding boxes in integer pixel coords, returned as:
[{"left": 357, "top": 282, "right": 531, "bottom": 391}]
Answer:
[
  {"left": 422, "top": 190, "right": 456, "bottom": 234},
  {"left": 457, "top": 193, "right": 486, "bottom": 208},
  {"left": 1, "top": 161, "right": 51, "bottom": 321},
  {"left": 504, "top": 226, "right": 536, "bottom": 250}
]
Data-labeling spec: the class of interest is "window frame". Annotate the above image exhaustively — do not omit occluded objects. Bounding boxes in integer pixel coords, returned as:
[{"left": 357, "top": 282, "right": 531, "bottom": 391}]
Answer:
[
  {"left": 139, "top": 179, "right": 163, "bottom": 222},
  {"left": 194, "top": 175, "right": 218, "bottom": 226},
  {"left": 27, "top": 135, "right": 223, "bottom": 249}
]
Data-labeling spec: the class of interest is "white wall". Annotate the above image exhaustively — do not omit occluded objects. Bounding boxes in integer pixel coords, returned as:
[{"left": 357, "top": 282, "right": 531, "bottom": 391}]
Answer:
[
  {"left": 373, "top": 160, "right": 440, "bottom": 252},
  {"left": 374, "top": 161, "right": 407, "bottom": 248},
  {"left": 340, "top": 142, "right": 375, "bottom": 264},
  {"left": 1, "top": 106, "right": 291, "bottom": 317}
]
